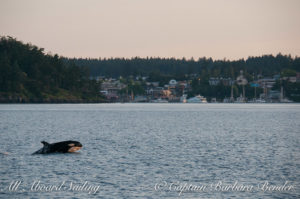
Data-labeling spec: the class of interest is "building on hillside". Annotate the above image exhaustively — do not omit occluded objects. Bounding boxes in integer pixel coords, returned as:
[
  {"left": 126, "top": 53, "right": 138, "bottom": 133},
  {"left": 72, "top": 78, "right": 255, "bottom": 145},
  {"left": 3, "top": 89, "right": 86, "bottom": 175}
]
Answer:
[
  {"left": 169, "top": 79, "right": 177, "bottom": 86},
  {"left": 100, "top": 80, "right": 126, "bottom": 101},
  {"left": 209, "top": 77, "right": 220, "bottom": 86},
  {"left": 257, "top": 78, "right": 276, "bottom": 89}
]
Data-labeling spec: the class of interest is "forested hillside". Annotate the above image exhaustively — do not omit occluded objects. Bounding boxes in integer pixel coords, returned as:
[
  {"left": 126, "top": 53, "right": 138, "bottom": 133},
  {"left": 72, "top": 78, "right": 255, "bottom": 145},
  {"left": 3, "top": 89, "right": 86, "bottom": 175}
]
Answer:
[
  {"left": 67, "top": 54, "right": 300, "bottom": 80},
  {"left": 0, "top": 37, "right": 104, "bottom": 103}
]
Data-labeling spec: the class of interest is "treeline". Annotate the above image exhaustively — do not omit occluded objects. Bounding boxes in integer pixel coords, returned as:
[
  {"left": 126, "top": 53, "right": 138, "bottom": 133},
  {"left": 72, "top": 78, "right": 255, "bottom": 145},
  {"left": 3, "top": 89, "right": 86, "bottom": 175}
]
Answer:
[
  {"left": 66, "top": 53, "right": 300, "bottom": 102},
  {"left": 0, "top": 36, "right": 104, "bottom": 103},
  {"left": 67, "top": 54, "right": 300, "bottom": 80}
]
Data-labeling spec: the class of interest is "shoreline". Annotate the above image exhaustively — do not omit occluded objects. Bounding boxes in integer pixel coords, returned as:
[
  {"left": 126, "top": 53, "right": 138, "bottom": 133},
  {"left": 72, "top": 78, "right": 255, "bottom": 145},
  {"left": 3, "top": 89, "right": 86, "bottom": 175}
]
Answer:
[
  {"left": 0, "top": 98, "right": 108, "bottom": 104},
  {"left": 0, "top": 101, "right": 298, "bottom": 104}
]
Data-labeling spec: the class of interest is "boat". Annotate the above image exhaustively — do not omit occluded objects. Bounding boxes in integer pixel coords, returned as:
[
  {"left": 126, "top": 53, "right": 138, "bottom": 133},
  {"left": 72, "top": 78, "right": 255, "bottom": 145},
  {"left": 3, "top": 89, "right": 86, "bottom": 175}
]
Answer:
[
  {"left": 187, "top": 95, "right": 207, "bottom": 103},
  {"left": 280, "top": 98, "right": 293, "bottom": 103},
  {"left": 248, "top": 98, "right": 266, "bottom": 103},
  {"left": 223, "top": 97, "right": 234, "bottom": 103},
  {"left": 151, "top": 98, "right": 168, "bottom": 103},
  {"left": 234, "top": 94, "right": 246, "bottom": 103}
]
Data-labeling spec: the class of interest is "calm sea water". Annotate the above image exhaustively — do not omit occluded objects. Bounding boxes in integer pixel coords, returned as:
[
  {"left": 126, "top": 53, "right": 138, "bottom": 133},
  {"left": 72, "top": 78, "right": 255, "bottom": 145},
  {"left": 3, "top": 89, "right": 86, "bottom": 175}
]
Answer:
[{"left": 0, "top": 104, "right": 299, "bottom": 198}]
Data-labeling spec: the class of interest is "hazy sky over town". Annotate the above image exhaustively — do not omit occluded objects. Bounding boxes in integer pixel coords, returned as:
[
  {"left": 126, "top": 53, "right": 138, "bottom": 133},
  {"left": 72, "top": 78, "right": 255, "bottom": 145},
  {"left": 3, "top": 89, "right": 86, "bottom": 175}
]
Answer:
[{"left": 0, "top": 0, "right": 299, "bottom": 60}]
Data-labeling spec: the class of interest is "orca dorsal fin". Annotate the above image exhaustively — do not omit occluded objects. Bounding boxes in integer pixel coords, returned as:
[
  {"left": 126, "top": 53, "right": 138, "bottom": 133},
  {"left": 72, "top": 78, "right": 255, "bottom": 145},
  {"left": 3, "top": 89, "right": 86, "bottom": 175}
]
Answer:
[{"left": 41, "top": 141, "right": 49, "bottom": 146}]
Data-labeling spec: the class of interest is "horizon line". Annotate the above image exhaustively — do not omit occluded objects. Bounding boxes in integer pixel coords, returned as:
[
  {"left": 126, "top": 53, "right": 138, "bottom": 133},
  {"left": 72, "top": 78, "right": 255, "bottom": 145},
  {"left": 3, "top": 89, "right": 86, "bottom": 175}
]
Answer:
[{"left": 2, "top": 35, "right": 299, "bottom": 62}]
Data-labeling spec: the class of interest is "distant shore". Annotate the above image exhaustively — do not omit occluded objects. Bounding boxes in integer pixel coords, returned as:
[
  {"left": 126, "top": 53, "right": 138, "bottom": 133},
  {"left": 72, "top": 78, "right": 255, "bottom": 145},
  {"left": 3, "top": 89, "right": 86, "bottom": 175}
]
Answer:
[
  {"left": 0, "top": 97, "right": 107, "bottom": 103},
  {"left": 0, "top": 100, "right": 297, "bottom": 104}
]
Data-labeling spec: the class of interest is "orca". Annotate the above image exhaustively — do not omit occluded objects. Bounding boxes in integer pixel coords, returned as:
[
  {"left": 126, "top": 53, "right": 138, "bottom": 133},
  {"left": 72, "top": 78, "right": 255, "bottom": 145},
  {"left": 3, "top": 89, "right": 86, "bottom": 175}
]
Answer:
[{"left": 32, "top": 140, "right": 83, "bottom": 154}]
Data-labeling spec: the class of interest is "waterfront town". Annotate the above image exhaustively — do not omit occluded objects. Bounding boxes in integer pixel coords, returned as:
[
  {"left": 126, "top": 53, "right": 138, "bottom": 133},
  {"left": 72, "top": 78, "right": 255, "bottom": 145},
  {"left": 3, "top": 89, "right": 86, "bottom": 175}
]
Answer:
[
  {"left": 98, "top": 71, "right": 300, "bottom": 103},
  {"left": 2, "top": 37, "right": 299, "bottom": 104}
]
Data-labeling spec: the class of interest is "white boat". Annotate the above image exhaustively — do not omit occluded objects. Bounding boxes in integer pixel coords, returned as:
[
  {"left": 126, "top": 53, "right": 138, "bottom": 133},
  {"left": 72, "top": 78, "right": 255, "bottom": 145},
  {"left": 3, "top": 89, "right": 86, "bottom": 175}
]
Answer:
[
  {"left": 234, "top": 94, "right": 246, "bottom": 103},
  {"left": 280, "top": 98, "right": 293, "bottom": 103},
  {"left": 223, "top": 97, "right": 234, "bottom": 103},
  {"left": 151, "top": 98, "right": 168, "bottom": 103},
  {"left": 187, "top": 95, "right": 207, "bottom": 103},
  {"left": 248, "top": 98, "right": 266, "bottom": 103}
]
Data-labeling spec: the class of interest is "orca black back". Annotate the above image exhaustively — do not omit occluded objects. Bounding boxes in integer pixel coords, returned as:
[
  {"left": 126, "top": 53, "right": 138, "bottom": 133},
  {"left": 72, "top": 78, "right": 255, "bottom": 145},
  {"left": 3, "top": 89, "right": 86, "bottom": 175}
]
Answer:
[{"left": 32, "top": 140, "right": 83, "bottom": 154}]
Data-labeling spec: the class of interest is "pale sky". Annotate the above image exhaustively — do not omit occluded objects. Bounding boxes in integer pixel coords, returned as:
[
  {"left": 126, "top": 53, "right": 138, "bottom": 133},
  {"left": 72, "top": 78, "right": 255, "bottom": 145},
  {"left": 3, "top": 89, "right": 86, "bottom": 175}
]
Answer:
[{"left": 0, "top": 0, "right": 299, "bottom": 60}]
